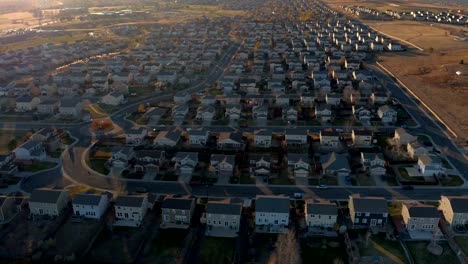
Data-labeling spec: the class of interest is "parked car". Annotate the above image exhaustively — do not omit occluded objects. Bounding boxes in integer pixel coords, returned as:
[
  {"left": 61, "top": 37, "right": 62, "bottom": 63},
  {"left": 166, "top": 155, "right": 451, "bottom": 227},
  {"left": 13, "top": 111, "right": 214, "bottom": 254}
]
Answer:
[
  {"left": 402, "top": 185, "right": 414, "bottom": 190},
  {"left": 316, "top": 184, "right": 328, "bottom": 189},
  {"left": 293, "top": 192, "right": 304, "bottom": 199}
]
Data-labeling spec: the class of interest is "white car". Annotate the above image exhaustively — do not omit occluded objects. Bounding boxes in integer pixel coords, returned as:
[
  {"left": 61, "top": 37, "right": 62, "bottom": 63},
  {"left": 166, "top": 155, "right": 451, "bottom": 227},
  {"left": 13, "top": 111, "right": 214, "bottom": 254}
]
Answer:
[{"left": 316, "top": 184, "right": 328, "bottom": 189}]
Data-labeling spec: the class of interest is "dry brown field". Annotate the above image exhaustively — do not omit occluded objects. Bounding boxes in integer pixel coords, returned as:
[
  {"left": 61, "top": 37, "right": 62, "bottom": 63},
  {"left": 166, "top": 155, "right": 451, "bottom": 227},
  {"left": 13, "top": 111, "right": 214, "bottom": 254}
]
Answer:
[
  {"left": 324, "top": 0, "right": 465, "bottom": 13},
  {"left": 367, "top": 20, "right": 468, "bottom": 140},
  {"left": 0, "top": 12, "right": 38, "bottom": 31}
]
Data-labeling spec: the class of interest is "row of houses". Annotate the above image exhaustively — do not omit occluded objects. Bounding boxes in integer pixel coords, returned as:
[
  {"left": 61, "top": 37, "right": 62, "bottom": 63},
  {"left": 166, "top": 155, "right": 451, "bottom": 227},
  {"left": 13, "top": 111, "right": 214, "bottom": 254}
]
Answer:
[{"left": 20, "top": 189, "right": 468, "bottom": 238}]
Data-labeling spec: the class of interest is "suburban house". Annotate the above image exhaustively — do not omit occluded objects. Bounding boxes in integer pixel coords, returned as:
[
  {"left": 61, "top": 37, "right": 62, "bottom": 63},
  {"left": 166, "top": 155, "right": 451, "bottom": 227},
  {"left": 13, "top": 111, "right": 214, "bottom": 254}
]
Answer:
[
  {"left": 417, "top": 155, "right": 444, "bottom": 176},
  {"left": 0, "top": 196, "right": 15, "bottom": 222},
  {"left": 172, "top": 104, "right": 189, "bottom": 119},
  {"left": 305, "top": 200, "right": 338, "bottom": 228},
  {"left": 173, "top": 152, "right": 198, "bottom": 177},
  {"left": 283, "top": 107, "right": 298, "bottom": 121},
  {"left": 315, "top": 104, "right": 332, "bottom": 122},
  {"left": 321, "top": 152, "right": 351, "bottom": 177},
  {"left": 161, "top": 197, "right": 195, "bottom": 229},
  {"left": 153, "top": 130, "right": 182, "bottom": 147},
  {"left": 210, "top": 154, "right": 235, "bottom": 177},
  {"left": 351, "top": 129, "right": 373, "bottom": 147},
  {"left": 284, "top": 128, "right": 308, "bottom": 148},
  {"left": 205, "top": 200, "right": 242, "bottom": 237},
  {"left": 255, "top": 195, "right": 290, "bottom": 233},
  {"left": 0, "top": 154, "right": 17, "bottom": 173},
  {"left": 59, "top": 98, "right": 83, "bottom": 117},
  {"left": 126, "top": 127, "right": 147, "bottom": 145},
  {"left": 37, "top": 99, "right": 59, "bottom": 114},
  {"left": 109, "top": 147, "right": 135, "bottom": 168},
  {"left": 29, "top": 188, "right": 70, "bottom": 217},
  {"left": 133, "top": 150, "right": 165, "bottom": 173},
  {"left": 102, "top": 91, "right": 124, "bottom": 106},
  {"left": 361, "top": 152, "right": 386, "bottom": 176},
  {"left": 348, "top": 194, "right": 388, "bottom": 228},
  {"left": 225, "top": 105, "right": 241, "bottom": 120},
  {"left": 114, "top": 195, "right": 148, "bottom": 227},
  {"left": 72, "top": 193, "right": 109, "bottom": 219},
  {"left": 196, "top": 105, "right": 215, "bottom": 122},
  {"left": 394, "top": 128, "right": 417, "bottom": 146},
  {"left": 188, "top": 129, "right": 209, "bottom": 146},
  {"left": 401, "top": 203, "right": 439, "bottom": 236},
  {"left": 287, "top": 154, "right": 311, "bottom": 178},
  {"left": 377, "top": 105, "right": 397, "bottom": 123},
  {"left": 439, "top": 195, "right": 468, "bottom": 226},
  {"left": 407, "top": 142, "right": 430, "bottom": 159},
  {"left": 15, "top": 95, "right": 40, "bottom": 112},
  {"left": 217, "top": 132, "right": 244, "bottom": 151},
  {"left": 320, "top": 129, "right": 340, "bottom": 148},
  {"left": 13, "top": 139, "right": 46, "bottom": 161},
  {"left": 254, "top": 129, "right": 272, "bottom": 148},
  {"left": 250, "top": 154, "right": 272, "bottom": 179}
]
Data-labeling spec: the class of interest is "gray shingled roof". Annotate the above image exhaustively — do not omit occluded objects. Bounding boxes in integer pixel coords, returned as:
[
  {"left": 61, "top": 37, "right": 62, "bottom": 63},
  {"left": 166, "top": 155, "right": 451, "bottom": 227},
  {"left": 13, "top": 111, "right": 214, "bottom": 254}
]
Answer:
[
  {"left": 207, "top": 201, "right": 242, "bottom": 215},
  {"left": 256, "top": 196, "right": 290, "bottom": 213},
  {"left": 351, "top": 196, "right": 387, "bottom": 213},
  {"left": 405, "top": 204, "right": 439, "bottom": 218},
  {"left": 322, "top": 152, "right": 350, "bottom": 171},
  {"left": 162, "top": 197, "right": 194, "bottom": 210},
  {"left": 29, "top": 189, "right": 66, "bottom": 204},
  {"left": 115, "top": 196, "right": 145, "bottom": 207},
  {"left": 448, "top": 197, "right": 468, "bottom": 213},
  {"left": 73, "top": 194, "right": 104, "bottom": 206},
  {"left": 307, "top": 202, "right": 338, "bottom": 215}
]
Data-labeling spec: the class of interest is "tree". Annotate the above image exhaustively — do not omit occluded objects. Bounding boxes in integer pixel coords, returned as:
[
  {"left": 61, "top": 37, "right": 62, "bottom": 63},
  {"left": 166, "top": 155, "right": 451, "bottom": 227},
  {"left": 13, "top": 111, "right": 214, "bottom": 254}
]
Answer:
[
  {"left": 270, "top": 230, "right": 301, "bottom": 264},
  {"left": 7, "top": 139, "right": 17, "bottom": 151}
]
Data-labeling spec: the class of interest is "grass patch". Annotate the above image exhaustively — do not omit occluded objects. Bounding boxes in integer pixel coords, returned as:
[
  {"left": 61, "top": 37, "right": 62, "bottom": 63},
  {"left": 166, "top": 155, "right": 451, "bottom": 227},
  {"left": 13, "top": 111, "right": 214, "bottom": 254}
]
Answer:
[
  {"left": 240, "top": 174, "right": 255, "bottom": 184},
  {"left": 406, "top": 241, "right": 458, "bottom": 264},
  {"left": 302, "top": 237, "right": 348, "bottom": 264},
  {"left": 417, "top": 135, "right": 430, "bottom": 142},
  {"left": 151, "top": 229, "right": 187, "bottom": 259},
  {"left": 48, "top": 150, "right": 63, "bottom": 158},
  {"left": 270, "top": 176, "right": 294, "bottom": 185},
  {"left": 454, "top": 237, "right": 468, "bottom": 255},
  {"left": 357, "top": 174, "right": 376, "bottom": 186},
  {"left": 198, "top": 237, "right": 235, "bottom": 264},
  {"left": 441, "top": 158, "right": 453, "bottom": 169},
  {"left": 21, "top": 161, "right": 57, "bottom": 172},
  {"left": 0, "top": 33, "right": 89, "bottom": 53},
  {"left": 87, "top": 159, "right": 109, "bottom": 175},
  {"left": 360, "top": 233, "right": 406, "bottom": 264},
  {"left": 158, "top": 119, "right": 174, "bottom": 126},
  {"left": 439, "top": 175, "right": 464, "bottom": 186}
]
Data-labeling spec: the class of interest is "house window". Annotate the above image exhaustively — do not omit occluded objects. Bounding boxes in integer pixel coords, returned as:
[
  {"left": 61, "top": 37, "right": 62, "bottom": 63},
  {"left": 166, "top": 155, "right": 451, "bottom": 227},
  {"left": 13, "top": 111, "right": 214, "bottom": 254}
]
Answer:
[
  {"left": 365, "top": 213, "right": 370, "bottom": 217},
  {"left": 328, "top": 216, "right": 332, "bottom": 220},
  {"left": 377, "top": 219, "right": 382, "bottom": 224},
  {"left": 357, "top": 212, "right": 361, "bottom": 216},
  {"left": 355, "top": 218, "right": 360, "bottom": 223},
  {"left": 362, "top": 219, "right": 367, "bottom": 224},
  {"left": 164, "top": 215, "right": 169, "bottom": 222},
  {"left": 207, "top": 220, "right": 211, "bottom": 224},
  {"left": 259, "top": 219, "right": 262, "bottom": 223}
]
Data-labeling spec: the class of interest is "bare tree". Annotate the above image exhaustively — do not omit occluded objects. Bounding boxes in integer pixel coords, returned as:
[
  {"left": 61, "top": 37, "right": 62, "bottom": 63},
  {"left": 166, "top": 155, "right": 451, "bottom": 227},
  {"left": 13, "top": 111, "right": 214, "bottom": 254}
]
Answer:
[{"left": 270, "top": 230, "right": 301, "bottom": 264}]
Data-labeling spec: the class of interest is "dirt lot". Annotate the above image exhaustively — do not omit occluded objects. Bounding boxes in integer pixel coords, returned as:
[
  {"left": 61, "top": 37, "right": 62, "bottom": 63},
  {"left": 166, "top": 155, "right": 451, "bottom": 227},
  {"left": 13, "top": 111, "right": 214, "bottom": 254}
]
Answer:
[
  {"left": 0, "top": 12, "right": 36, "bottom": 31},
  {"left": 366, "top": 20, "right": 468, "bottom": 140}
]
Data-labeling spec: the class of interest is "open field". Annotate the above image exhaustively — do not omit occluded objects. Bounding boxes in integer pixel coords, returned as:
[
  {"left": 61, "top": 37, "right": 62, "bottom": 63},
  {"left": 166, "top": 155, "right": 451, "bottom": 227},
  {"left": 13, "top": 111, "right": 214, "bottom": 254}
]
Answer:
[
  {"left": 0, "top": 12, "right": 37, "bottom": 31},
  {"left": 0, "top": 33, "right": 89, "bottom": 53},
  {"left": 173, "top": 5, "right": 248, "bottom": 18},
  {"left": 366, "top": 20, "right": 468, "bottom": 140},
  {"left": 324, "top": 0, "right": 466, "bottom": 13},
  {"left": 406, "top": 241, "right": 458, "bottom": 264}
]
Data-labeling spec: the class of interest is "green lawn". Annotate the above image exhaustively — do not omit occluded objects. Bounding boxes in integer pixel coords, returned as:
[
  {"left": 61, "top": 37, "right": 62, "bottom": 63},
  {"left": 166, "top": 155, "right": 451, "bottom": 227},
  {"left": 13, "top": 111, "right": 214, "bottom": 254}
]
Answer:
[
  {"left": 441, "top": 158, "right": 453, "bottom": 169},
  {"left": 454, "top": 237, "right": 468, "bottom": 255},
  {"left": 240, "top": 174, "right": 255, "bottom": 184},
  {"left": 439, "top": 175, "right": 464, "bottom": 186},
  {"left": 357, "top": 174, "right": 376, "bottom": 186},
  {"left": 87, "top": 159, "right": 109, "bottom": 175},
  {"left": 360, "top": 234, "right": 406, "bottom": 264},
  {"left": 302, "top": 238, "right": 348, "bottom": 264},
  {"left": 22, "top": 161, "right": 57, "bottom": 172},
  {"left": 417, "top": 135, "right": 430, "bottom": 143},
  {"left": 406, "top": 241, "right": 458, "bottom": 264},
  {"left": 198, "top": 237, "right": 235, "bottom": 264},
  {"left": 151, "top": 229, "right": 187, "bottom": 259},
  {"left": 48, "top": 150, "right": 63, "bottom": 158},
  {"left": 270, "top": 176, "right": 294, "bottom": 185}
]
